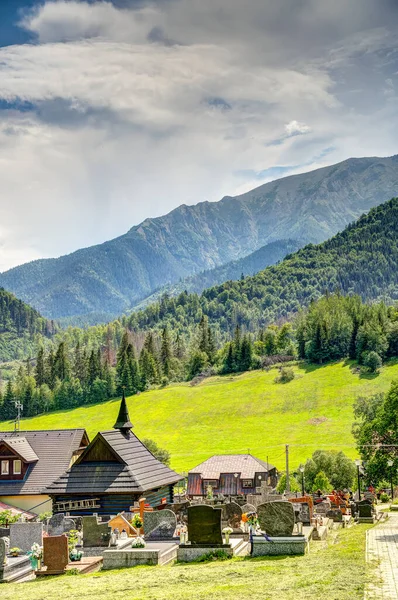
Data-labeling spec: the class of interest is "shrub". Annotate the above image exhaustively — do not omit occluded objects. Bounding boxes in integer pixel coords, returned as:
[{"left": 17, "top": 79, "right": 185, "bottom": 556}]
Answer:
[
  {"left": 276, "top": 473, "right": 301, "bottom": 493},
  {"left": 380, "top": 492, "right": 390, "bottom": 503},
  {"left": 311, "top": 471, "right": 332, "bottom": 493},
  {"left": 364, "top": 351, "right": 382, "bottom": 373},
  {"left": 192, "top": 550, "right": 231, "bottom": 563},
  {"left": 275, "top": 366, "right": 295, "bottom": 383}
]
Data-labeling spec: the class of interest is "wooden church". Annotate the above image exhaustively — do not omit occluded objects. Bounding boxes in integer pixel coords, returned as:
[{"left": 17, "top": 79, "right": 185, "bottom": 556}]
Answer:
[{"left": 45, "top": 394, "right": 181, "bottom": 516}]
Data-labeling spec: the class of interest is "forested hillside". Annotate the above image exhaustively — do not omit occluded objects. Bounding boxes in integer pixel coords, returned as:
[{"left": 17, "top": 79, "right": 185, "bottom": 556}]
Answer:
[
  {"left": 2, "top": 198, "right": 398, "bottom": 421},
  {"left": 1, "top": 155, "right": 398, "bottom": 319},
  {"left": 0, "top": 288, "right": 54, "bottom": 361},
  {"left": 134, "top": 238, "right": 303, "bottom": 310},
  {"left": 125, "top": 198, "right": 398, "bottom": 335}
]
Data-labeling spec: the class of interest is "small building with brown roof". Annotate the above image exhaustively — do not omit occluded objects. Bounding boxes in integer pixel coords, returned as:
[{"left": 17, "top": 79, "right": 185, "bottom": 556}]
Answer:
[
  {"left": 0, "top": 429, "right": 89, "bottom": 514},
  {"left": 187, "top": 454, "right": 277, "bottom": 497},
  {"left": 45, "top": 394, "right": 182, "bottom": 516}
]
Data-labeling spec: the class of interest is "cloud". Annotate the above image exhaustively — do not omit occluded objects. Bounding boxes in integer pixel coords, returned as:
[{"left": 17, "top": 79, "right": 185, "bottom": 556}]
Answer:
[
  {"left": 284, "top": 120, "right": 311, "bottom": 136},
  {"left": 0, "top": 0, "right": 396, "bottom": 270}
]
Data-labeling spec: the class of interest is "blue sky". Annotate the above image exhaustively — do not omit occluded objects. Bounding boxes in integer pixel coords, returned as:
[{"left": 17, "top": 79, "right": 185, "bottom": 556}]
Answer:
[{"left": 0, "top": 0, "right": 397, "bottom": 270}]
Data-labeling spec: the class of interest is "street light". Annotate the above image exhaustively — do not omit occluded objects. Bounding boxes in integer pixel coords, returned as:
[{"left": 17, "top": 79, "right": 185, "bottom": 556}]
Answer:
[
  {"left": 299, "top": 465, "right": 305, "bottom": 497},
  {"left": 355, "top": 459, "right": 362, "bottom": 501},
  {"left": 388, "top": 459, "right": 394, "bottom": 500}
]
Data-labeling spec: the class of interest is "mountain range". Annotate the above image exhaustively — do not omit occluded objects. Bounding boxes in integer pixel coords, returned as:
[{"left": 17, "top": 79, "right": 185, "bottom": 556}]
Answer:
[
  {"left": 126, "top": 197, "right": 398, "bottom": 335},
  {"left": 1, "top": 154, "right": 398, "bottom": 320}
]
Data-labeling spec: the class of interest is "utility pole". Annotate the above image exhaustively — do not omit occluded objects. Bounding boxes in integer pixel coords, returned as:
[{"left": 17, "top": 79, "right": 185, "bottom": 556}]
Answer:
[
  {"left": 14, "top": 401, "right": 23, "bottom": 433},
  {"left": 285, "top": 444, "right": 290, "bottom": 493}
]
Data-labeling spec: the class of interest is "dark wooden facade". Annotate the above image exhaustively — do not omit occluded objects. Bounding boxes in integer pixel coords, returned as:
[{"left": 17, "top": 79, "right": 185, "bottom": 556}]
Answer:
[{"left": 46, "top": 395, "right": 181, "bottom": 515}]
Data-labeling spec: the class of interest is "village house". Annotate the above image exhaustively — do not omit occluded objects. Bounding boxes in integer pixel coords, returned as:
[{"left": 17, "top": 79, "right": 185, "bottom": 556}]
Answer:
[
  {"left": 45, "top": 394, "right": 182, "bottom": 515},
  {"left": 0, "top": 429, "right": 89, "bottom": 514},
  {"left": 187, "top": 454, "right": 278, "bottom": 497}
]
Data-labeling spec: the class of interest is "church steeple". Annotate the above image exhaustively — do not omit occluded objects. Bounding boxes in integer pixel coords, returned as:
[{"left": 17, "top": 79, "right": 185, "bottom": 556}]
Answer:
[{"left": 113, "top": 391, "right": 133, "bottom": 433}]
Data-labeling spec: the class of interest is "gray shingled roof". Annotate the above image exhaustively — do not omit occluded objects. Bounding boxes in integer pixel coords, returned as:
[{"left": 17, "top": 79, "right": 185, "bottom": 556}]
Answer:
[
  {"left": 2, "top": 437, "right": 39, "bottom": 463},
  {"left": 189, "top": 454, "right": 276, "bottom": 479},
  {"left": 0, "top": 430, "right": 89, "bottom": 496},
  {"left": 45, "top": 429, "right": 181, "bottom": 495}
]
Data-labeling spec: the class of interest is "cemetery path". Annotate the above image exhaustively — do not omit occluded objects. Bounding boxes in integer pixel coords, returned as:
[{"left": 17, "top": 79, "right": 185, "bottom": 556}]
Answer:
[{"left": 366, "top": 513, "right": 398, "bottom": 600}]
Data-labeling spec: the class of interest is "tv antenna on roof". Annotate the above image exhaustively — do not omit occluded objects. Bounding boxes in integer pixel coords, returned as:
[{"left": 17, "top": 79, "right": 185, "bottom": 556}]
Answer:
[{"left": 14, "top": 401, "right": 23, "bottom": 433}]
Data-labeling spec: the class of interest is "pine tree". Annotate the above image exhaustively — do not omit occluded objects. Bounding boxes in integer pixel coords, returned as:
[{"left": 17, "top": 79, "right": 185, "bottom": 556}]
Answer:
[
  {"left": 54, "top": 342, "right": 70, "bottom": 381},
  {"left": 73, "top": 342, "right": 86, "bottom": 383},
  {"left": 160, "top": 327, "right": 172, "bottom": 378},
  {"left": 127, "top": 343, "right": 140, "bottom": 393},
  {"left": 35, "top": 347, "right": 46, "bottom": 387},
  {"left": 1, "top": 380, "right": 15, "bottom": 421},
  {"left": 240, "top": 335, "right": 253, "bottom": 371},
  {"left": 223, "top": 342, "right": 235, "bottom": 374},
  {"left": 139, "top": 348, "right": 159, "bottom": 386}
]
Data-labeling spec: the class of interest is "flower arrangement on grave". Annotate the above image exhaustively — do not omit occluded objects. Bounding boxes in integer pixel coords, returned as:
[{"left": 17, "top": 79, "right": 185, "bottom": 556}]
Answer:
[
  {"left": 206, "top": 485, "right": 214, "bottom": 500},
  {"left": 68, "top": 530, "right": 83, "bottom": 561},
  {"left": 10, "top": 547, "right": 22, "bottom": 557},
  {"left": 242, "top": 513, "right": 259, "bottom": 531},
  {"left": 222, "top": 526, "right": 233, "bottom": 544},
  {"left": 132, "top": 514, "right": 143, "bottom": 530},
  {"left": 27, "top": 542, "right": 43, "bottom": 570},
  {"left": 131, "top": 537, "right": 146, "bottom": 549}
]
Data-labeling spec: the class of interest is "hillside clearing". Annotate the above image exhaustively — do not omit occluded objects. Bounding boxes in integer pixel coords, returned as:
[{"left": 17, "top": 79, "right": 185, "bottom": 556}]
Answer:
[{"left": 1, "top": 361, "right": 397, "bottom": 472}]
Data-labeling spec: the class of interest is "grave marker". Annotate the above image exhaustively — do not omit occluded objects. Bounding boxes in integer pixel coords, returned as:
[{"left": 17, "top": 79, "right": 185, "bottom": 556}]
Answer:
[
  {"left": 144, "top": 509, "right": 177, "bottom": 541},
  {"left": 43, "top": 535, "right": 69, "bottom": 574},
  {"left": 10, "top": 522, "right": 43, "bottom": 553},
  {"left": 187, "top": 505, "right": 223, "bottom": 546},
  {"left": 257, "top": 501, "right": 295, "bottom": 537},
  {"left": 48, "top": 513, "right": 76, "bottom": 537},
  {"left": 82, "top": 516, "right": 111, "bottom": 547}
]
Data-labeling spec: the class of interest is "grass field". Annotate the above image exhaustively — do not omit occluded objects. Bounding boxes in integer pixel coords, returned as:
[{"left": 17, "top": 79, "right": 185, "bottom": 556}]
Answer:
[
  {"left": 2, "top": 525, "right": 372, "bottom": 600},
  {"left": 1, "top": 360, "right": 398, "bottom": 473}
]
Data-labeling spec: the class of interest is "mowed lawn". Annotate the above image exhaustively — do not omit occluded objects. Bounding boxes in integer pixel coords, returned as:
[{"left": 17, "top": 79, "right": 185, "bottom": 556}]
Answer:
[
  {"left": 2, "top": 525, "right": 372, "bottom": 600},
  {"left": 1, "top": 360, "right": 398, "bottom": 472}
]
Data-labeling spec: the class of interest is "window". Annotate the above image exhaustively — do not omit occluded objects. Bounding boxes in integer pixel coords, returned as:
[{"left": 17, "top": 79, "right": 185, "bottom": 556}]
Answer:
[
  {"left": 1, "top": 460, "right": 9, "bottom": 475},
  {"left": 204, "top": 480, "right": 218, "bottom": 487},
  {"left": 242, "top": 479, "right": 253, "bottom": 488},
  {"left": 13, "top": 460, "right": 22, "bottom": 475}
]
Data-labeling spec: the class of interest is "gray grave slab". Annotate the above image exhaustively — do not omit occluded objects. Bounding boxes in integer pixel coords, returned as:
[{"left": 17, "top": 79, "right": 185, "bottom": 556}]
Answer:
[
  {"left": 257, "top": 501, "right": 295, "bottom": 537},
  {"left": 48, "top": 513, "right": 76, "bottom": 537},
  {"left": 241, "top": 504, "right": 256, "bottom": 514},
  {"left": 187, "top": 505, "right": 223, "bottom": 546},
  {"left": 10, "top": 522, "right": 43, "bottom": 553},
  {"left": 144, "top": 510, "right": 177, "bottom": 540},
  {"left": 0, "top": 538, "right": 6, "bottom": 566},
  {"left": 82, "top": 516, "right": 111, "bottom": 547}
]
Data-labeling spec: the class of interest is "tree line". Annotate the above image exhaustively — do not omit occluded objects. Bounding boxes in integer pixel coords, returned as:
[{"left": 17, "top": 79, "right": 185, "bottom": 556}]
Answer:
[{"left": 1, "top": 291, "right": 398, "bottom": 422}]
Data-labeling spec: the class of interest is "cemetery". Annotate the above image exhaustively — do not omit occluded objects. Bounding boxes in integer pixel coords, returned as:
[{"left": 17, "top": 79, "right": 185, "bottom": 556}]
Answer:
[{"left": 0, "top": 394, "right": 389, "bottom": 593}]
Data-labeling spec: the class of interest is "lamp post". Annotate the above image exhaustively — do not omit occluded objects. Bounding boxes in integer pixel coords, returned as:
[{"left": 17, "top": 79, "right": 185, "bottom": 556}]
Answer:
[
  {"left": 299, "top": 465, "right": 305, "bottom": 497},
  {"left": 355, "top": 459, "right": 362, "bottom": 501},
  {"left": 388, "top": 460, "right": 394, "bottom": 500}
]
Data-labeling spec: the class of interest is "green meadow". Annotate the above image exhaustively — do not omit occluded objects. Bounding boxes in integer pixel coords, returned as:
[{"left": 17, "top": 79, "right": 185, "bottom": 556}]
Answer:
[{"left": 1, "top": 360, "right": 398, "bottom": 473}]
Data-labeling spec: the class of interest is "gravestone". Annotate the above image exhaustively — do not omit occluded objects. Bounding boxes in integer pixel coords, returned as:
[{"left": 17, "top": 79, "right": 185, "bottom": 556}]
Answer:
[
  {"left": 241, "top": 503, "right": 256, "bottom": 514},
  {"left": 292, "top": 502, "right": 311, "bottom": 525},
  {"left": 225, "top": 502, "right": 242, "bottom": 529},
  {"left": 10, "top": 522, "right": 43, "bottom": 553},
  {"left": 48, "top": 514, "right": 76, "bottom": 537},
  {"left": 43, "top": 535, "right": 69, "bottom": 574},
  {"left": 326, "top": 509, "right": 343, "bottom": 522},
  {"left": 82, "top": 516, "right": 111, "bottom": 547},
  {"left": 0, "top": 538, "right": 6, "bottom": 566},
  {"left": 187, "top": 505, "right": 223, "bottom": 546},
  {"left": 357, "top": 502, "right": 373, "bottom": 518},
  {"left": 144, "top": 509, "right": 177, "bottom": 540},
  {"left": 257, "top": 501, "right": 295, "bottom": 537},
  {"left": 0, "top": 527, "right": 10, "bottom": 538},
  {"left": 314, "top": 499, "right": 331, "bottom": 515}
]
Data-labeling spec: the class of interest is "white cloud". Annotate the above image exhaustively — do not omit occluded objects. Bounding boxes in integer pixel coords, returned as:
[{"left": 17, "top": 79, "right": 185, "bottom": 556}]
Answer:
[
  {"left": 284, "top": 120, "right": 312, "bottom": 136},
  {"left": 0, "top": 0, "right": 396, "bottom": 270}
]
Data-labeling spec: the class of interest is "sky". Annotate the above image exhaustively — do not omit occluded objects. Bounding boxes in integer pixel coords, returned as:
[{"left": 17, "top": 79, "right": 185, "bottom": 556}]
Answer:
[{"left": 0, "top": 1, "right": 398, "bottom": 271}]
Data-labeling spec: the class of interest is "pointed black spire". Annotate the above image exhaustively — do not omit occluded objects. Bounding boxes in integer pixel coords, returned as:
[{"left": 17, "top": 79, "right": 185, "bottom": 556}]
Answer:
[{"left": 113, "top": 390, "right": 133, "bottom": 432}]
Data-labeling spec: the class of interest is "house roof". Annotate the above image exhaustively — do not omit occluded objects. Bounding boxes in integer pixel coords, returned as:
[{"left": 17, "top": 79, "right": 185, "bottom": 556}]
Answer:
[
  {"left": 189, "top": 454, "right": 276, "bottom": 479},
  {"left": 1, "top": 436, "right": 39, "bottom": 463},
  {"left": 45, "top": 429, "right": 182, "bottom": 495},
  {"left": 0, "top": 429, "right": 89, "bottom": 497}
]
